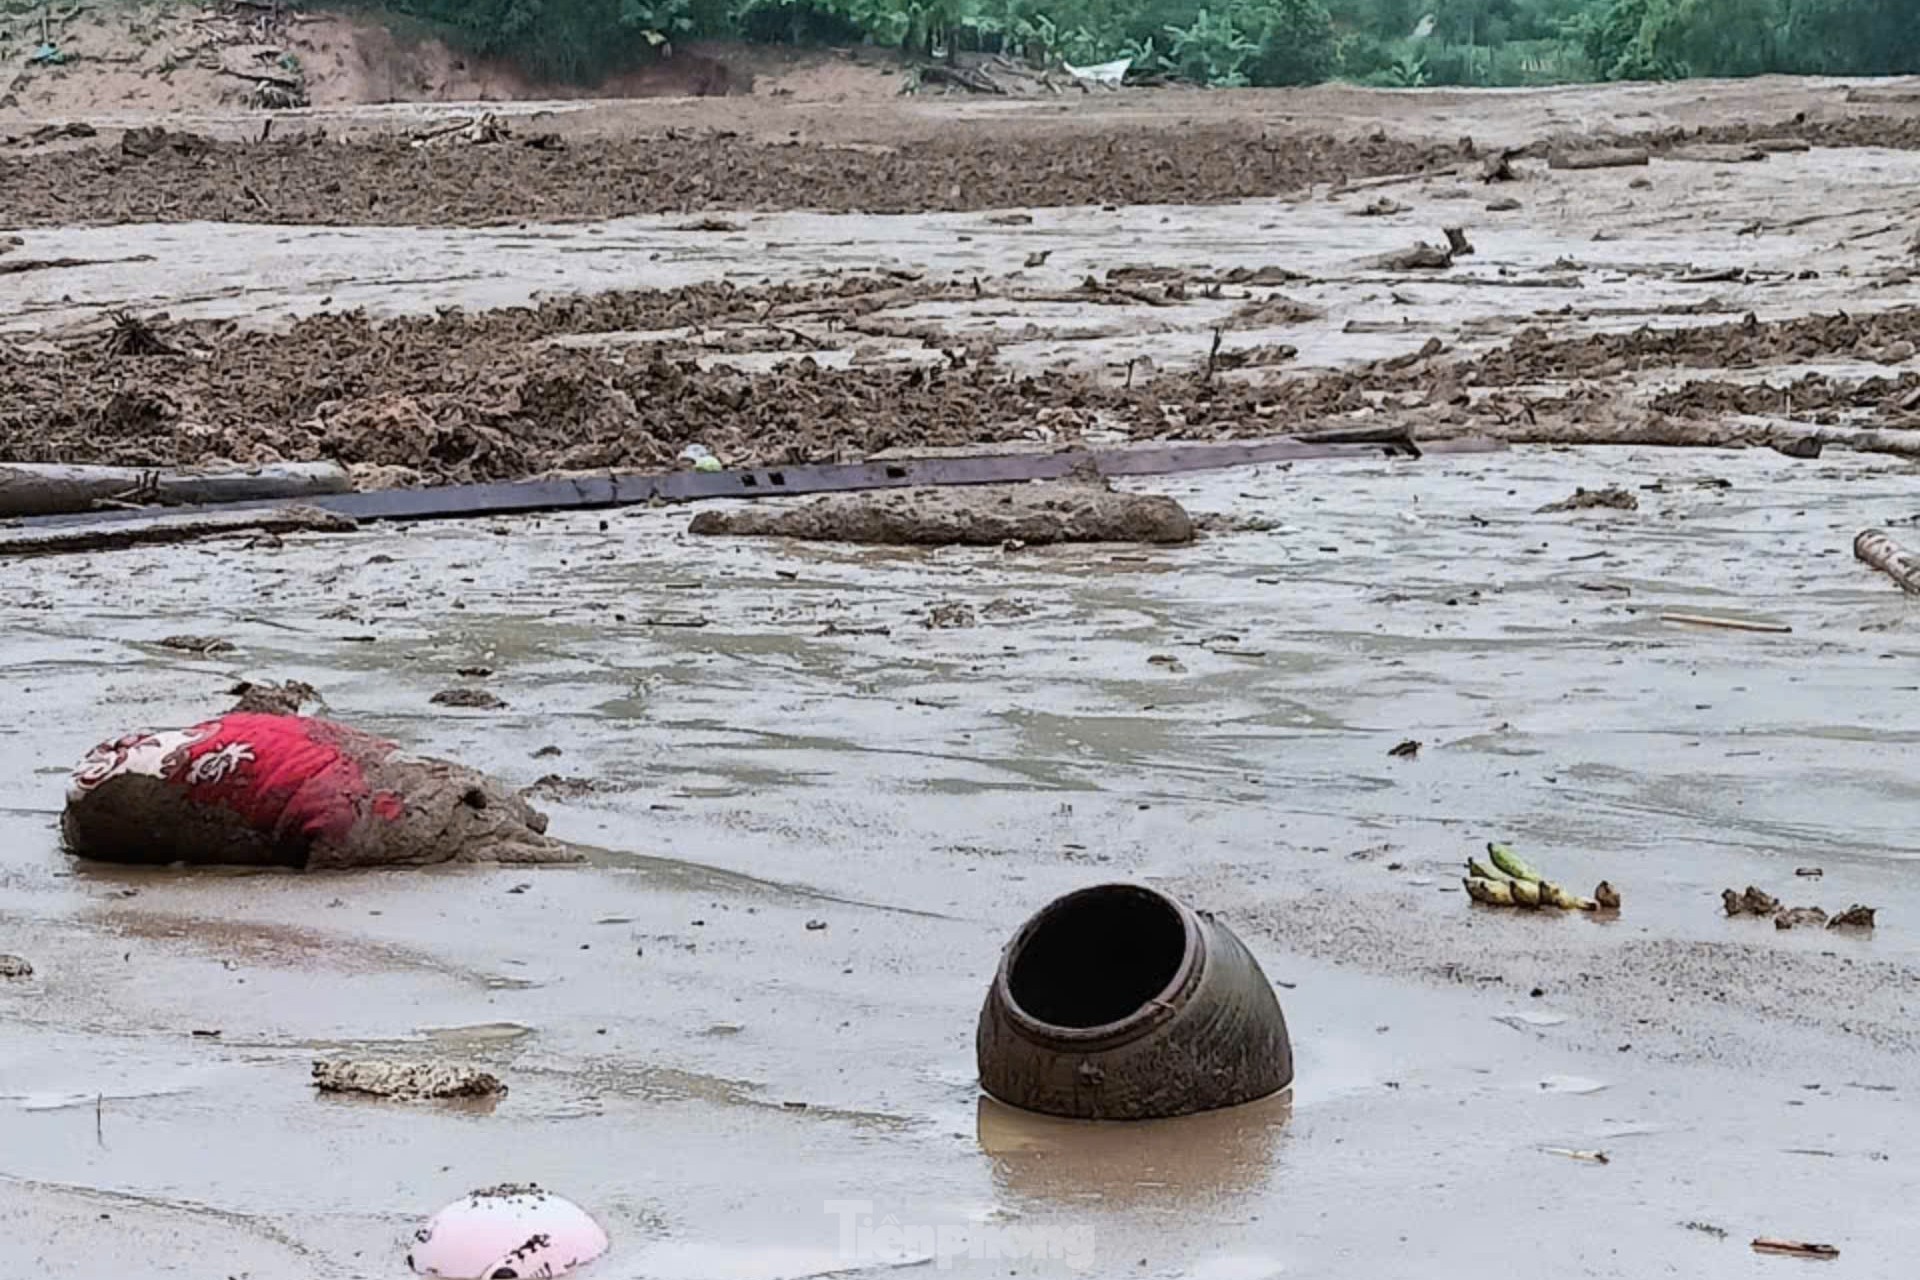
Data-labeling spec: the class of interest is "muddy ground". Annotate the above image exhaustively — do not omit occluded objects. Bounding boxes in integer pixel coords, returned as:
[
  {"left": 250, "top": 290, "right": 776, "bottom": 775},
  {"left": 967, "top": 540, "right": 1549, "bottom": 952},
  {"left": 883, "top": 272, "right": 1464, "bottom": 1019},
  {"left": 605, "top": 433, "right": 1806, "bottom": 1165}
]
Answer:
[
  {"left": 5, "top": 449, "right": 1920, "bottom": 1280},
  {"left": 4, "top": 76, "right": 1920, "bottom": 1280}
]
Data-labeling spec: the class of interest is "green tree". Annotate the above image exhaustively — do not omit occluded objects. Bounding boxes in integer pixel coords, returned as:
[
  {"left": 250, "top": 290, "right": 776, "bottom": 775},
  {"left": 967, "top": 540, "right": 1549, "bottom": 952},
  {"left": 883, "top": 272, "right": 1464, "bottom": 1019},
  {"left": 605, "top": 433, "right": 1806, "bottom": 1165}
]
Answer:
[
  {"left": 1581, "top": 0, "right": 1688, "bottom": 79},
  {"left": 1244, "top": 0, "right": 1339, "bottom": 84}
]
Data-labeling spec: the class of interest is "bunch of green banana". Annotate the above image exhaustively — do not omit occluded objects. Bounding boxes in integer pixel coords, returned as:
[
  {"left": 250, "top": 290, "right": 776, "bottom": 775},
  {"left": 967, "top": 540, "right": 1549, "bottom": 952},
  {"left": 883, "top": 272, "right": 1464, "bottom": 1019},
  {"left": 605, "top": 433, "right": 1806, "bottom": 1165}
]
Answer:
[{"left": 1463, "top": 842, "right": 1604, "bottom": 911}]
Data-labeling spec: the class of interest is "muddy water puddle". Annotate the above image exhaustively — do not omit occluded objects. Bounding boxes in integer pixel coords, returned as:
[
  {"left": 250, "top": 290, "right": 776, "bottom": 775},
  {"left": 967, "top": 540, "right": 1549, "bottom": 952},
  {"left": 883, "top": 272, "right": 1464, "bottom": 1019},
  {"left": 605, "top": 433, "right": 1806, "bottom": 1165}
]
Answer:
[{"left": 3, "top": 446, "right": 1919, "bottom": 1275}]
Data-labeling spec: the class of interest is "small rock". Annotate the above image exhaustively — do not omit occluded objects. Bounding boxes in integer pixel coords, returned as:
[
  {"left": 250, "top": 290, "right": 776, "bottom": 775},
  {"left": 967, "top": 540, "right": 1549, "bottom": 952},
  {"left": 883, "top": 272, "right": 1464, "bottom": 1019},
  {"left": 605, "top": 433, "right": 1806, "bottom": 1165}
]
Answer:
[
  {"left": 1828, "top": 904, "right": 1877, "bottom": 930},
  {"left": 1724, "top": 885, "right": 1779, "bottom": 916},
  {"left": 1775, "top": 906, "right": 1829, "bottom": 930},
  {"left": 159, "top": 635, "right": 234, "bottom": 655},
  {"left": 526, "top": 774, "right": 599, "bottom": 799},
  {"left": 1388, "top": 739, "right": 1421, "bottom": 759},
  {"left": 1364, "top": 242, "right": 1454, "bottom": 271},
  {"left": 0, "top": 954, "right": 33, "bottom": 979},
  {"left": 431, "top": 688, "right": 506, "bottom": 710},
  {"left": 805, "top": 919, "right": 828, "bottom": 931},
  {"left": 1538, "top": 486, "right": 1638, "bottom": 514},
  {"left": 227, "top": 679, "right": 317, "bottom": 715},
  {"left": 923, "top": 601, "right": 978, "bottom": 630}
]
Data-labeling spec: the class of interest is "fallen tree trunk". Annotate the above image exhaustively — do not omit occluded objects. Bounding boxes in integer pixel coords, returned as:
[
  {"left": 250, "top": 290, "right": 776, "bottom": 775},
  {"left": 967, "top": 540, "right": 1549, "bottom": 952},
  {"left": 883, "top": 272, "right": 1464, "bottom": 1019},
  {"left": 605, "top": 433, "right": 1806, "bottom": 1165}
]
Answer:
[
  {"left": 0, "top": 461, "right": 352, "bottom": 518},
  {"left": 1854, "top": 528, "right": 1920, "bottom": 594},
  {"left": 0, "top": 505, "right": 356, "bottom": 559},
  {"left": 1548, "top": 147, "right": 1651, "bottom": 171}
]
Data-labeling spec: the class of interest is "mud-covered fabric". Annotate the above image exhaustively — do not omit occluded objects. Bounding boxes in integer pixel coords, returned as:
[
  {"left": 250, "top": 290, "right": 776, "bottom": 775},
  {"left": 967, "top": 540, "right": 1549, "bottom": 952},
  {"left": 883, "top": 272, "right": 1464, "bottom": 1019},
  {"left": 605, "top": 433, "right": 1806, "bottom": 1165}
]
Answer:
[{"left": 63, "top": 714, "right": 574, "bottom": 868}]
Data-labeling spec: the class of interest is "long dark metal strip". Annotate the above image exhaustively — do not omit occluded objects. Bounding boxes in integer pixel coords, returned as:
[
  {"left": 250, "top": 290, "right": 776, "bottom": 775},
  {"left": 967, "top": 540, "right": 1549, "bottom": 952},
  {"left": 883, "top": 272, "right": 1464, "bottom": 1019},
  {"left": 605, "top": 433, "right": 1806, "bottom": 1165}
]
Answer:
[{"left": 11, "top": 434, "right": 1505, "bottom": 530}]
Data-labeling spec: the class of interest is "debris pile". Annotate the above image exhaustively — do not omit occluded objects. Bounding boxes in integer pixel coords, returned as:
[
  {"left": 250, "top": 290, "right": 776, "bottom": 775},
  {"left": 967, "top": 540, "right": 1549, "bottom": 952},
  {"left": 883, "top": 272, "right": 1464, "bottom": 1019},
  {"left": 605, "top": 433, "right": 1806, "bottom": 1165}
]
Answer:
[
  {"left": 0, "top": 125, "right": 1452, "bottom": 228},
  {"left": 1724, "top": 886, "right": 1876, "bottom": 931}
]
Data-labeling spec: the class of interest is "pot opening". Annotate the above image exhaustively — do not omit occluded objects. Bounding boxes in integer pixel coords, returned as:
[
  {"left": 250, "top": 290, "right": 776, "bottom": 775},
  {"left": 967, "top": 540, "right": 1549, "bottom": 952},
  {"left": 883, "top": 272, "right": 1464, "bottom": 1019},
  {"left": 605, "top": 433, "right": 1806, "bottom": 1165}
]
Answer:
[{"left": 1008, "top": 885, "right": 1187, "bottom": 1029}]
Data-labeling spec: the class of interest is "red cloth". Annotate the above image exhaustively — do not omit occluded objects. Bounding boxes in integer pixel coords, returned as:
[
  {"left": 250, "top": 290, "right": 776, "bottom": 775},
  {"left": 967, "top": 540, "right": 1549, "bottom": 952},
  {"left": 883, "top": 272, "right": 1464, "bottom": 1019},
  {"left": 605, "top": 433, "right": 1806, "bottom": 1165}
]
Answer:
[{"left": 73, "top": 714, "right": 405, "bottom": 846}]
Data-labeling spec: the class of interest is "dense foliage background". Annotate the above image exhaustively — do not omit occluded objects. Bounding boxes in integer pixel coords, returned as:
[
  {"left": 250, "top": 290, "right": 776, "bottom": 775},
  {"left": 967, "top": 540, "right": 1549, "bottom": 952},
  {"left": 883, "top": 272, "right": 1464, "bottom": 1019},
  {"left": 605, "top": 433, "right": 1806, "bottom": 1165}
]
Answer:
[{"left": 332, "top": 0, "right": 1920, "bottom": 89}]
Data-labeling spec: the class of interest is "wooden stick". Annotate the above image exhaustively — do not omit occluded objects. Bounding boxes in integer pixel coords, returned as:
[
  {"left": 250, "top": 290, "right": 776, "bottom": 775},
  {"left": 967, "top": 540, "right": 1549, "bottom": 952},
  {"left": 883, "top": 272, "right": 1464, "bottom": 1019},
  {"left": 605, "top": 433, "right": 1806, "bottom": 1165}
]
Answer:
[
  {"left": 1751, "top": 1238, "right": 1839, "bottom": 1259},
  {"left": 1854, "top": 528, "right": 1920, "bottom": 594},
  {"left": 1659, "top": 612, "right": 1792, "bottom": 634}
]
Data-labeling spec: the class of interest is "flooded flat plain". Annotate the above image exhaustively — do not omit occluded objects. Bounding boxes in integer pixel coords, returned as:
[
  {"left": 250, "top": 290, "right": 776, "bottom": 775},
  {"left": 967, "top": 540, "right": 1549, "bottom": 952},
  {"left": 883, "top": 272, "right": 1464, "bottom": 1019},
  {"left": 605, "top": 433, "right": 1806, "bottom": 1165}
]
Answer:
[
  {"left": 4, "top": 444, "right": 1919, "bottom": 1277},
  {"left": 4, "top": 76, "right": 1920, "bottom": 1280}
]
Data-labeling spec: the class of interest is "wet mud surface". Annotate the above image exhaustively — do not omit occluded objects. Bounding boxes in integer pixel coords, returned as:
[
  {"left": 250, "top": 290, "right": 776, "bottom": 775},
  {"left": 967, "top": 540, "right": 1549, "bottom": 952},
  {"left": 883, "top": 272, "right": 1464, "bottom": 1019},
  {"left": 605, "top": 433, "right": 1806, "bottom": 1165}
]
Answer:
[
  {"left": 1, "top": 88, "right": 1919, "bottom": 229},
  {"left": 5, "top": 79, "right": 1920, "bottom": 1280},
  {"left": 4, "top": 449, "right": 1920, "bottom": 1278},
  {"left": 3, "top": 110, "right": 1920, "bottom": 482}
]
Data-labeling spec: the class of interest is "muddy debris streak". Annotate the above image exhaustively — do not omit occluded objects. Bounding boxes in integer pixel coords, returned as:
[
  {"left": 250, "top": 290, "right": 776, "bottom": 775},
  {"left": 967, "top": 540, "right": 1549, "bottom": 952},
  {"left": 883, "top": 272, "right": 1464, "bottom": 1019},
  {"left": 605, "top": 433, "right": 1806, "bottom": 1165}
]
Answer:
[
  {"left": 0, "top": 126, "right": 1452, "bottom": 227},
  {"left": 11, "top": 279, "right": 1920, "bottom": 486}
]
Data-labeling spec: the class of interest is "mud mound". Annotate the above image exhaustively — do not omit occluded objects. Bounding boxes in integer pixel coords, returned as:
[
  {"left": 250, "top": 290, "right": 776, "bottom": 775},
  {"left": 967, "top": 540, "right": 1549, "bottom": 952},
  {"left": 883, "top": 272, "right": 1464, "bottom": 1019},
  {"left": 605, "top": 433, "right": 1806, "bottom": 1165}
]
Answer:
[{"left": 0, "top": 127, "right": 1450, "bottom": 227}]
